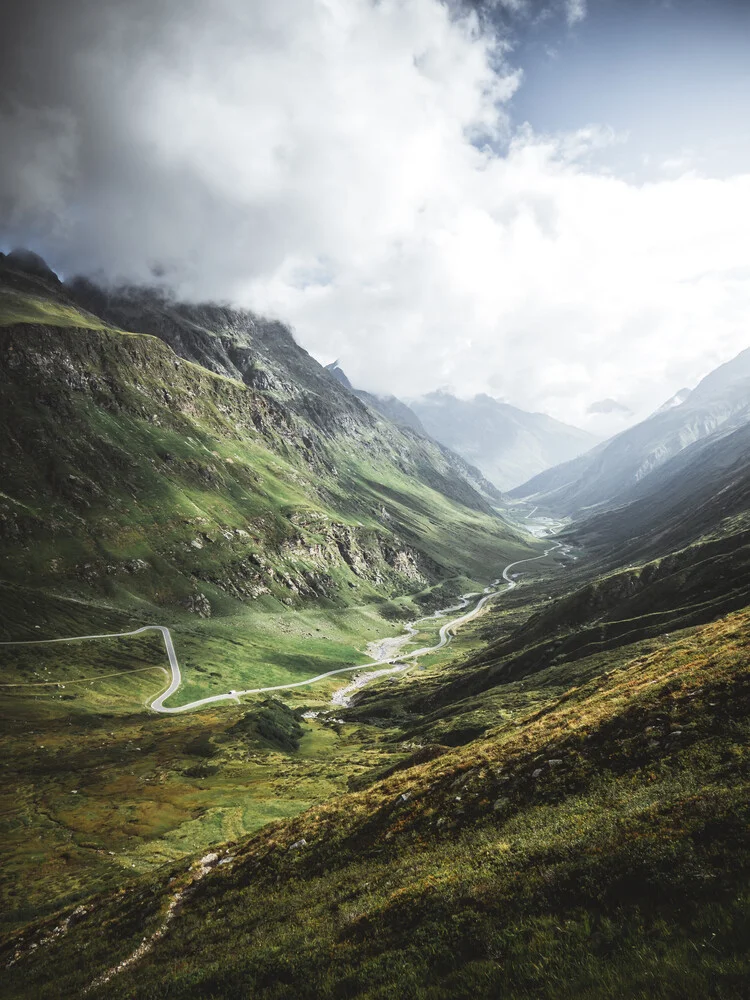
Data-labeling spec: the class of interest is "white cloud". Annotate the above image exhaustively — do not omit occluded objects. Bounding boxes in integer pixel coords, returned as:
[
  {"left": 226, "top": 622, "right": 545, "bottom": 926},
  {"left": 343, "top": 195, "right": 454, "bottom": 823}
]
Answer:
[
  {"left": 565, "top": 0, "right": 587, "bottom": 26},
  {"left": 3, "top": 0, "right": 750, "bottom": 435},
  {"left": 250, "top": 123, "right": 750, "bottom": 433}
]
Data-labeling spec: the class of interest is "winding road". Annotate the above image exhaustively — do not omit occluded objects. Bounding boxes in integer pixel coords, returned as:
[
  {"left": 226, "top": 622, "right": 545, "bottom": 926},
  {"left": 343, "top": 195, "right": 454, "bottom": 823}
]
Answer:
[{"left": 0, "top": 540, "right": 563, "bottom": 714}]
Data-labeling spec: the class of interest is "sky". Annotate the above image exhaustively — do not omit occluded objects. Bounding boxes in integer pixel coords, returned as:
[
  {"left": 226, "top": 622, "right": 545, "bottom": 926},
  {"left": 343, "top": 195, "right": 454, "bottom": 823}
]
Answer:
[{"left": 1, "top": 0, "right": 750, "bottom": 435}]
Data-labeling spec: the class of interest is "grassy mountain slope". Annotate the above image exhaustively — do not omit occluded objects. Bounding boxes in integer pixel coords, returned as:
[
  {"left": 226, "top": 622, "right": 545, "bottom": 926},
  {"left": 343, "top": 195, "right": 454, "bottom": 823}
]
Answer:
[
  {"left": 378, "top": 536, "right": 750, "bottom": 732},
  {"left": 3, "top": 598, "right": 748, "bottom": 999},
  {"left": 325, "top": 361, "right": 427, "bottom": 434},
  {"left": 4, "top": 453, "right": 749, "bottom": 999},
  {"left": 323, "top": 361, "right": 505, "bottom": 504},
  {"left": 0, "top": 256, "right": 532, "bottom": 701},
  {"left": 68, "top": 281, "right": 503, "bottom": 506},
  {"left": 2, "top": 250, "right": 747, "bottom": 999},
  {"left": 0, "top": 253, "right": 535, "bottom": 936}
]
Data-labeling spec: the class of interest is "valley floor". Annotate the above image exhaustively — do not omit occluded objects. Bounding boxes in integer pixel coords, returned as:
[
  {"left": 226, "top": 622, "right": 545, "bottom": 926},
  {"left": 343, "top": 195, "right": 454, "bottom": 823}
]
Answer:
[
  {"left": 0, "top": 518, "right": 560, "bottom": 935},
  {"left": 2, "top": 514, "right": 749, "bottom": 999}
]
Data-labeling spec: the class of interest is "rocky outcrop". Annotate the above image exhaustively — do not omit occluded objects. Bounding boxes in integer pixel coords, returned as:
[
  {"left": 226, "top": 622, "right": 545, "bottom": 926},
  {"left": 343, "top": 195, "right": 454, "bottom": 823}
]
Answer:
[{"left": 183, "top": 593, "right": 212, "bottom": 617}]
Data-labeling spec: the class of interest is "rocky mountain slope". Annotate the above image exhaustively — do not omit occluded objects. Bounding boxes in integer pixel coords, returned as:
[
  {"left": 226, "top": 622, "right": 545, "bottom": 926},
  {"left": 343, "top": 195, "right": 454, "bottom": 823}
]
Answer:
[
  {"left": 653, "top": 386, "right": 692, "bottom": 414},
  {"left": 0, "top": 248, "right": 538, "bottom": 941},
  {"left": 564, "top": 418, "right": 750, "bottom": 565},
  {"left": 0, "top": 251, "right": 531, "bottom": 655},
  {"left": 323, "top": 362, "right": 505, "bottom": 504},
  {"left": 66, "top": 280, "right": 501, "bottom": 508},
  {"left": 512, "top": 347, "right": 750, "bottom": 515},
  {"left": 410, "top": 390, "right": 597, "bottom": 491},
  {"left": 325, "top": 361, "right": 428, "bottom": 435}
]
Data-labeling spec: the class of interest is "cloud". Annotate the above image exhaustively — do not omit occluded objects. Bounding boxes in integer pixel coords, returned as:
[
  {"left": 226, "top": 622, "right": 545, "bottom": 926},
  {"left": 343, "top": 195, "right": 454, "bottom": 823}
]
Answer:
[
  {"left": 0, "top": 0, "right": 518, "bottom": 283},
  {"left": 587, "top": 398, "right": 632, "bottom": 416},
  {"left": 0, "top": 104, "right": 78, "bottom": 236},
  {"left": 565, "top": 0, "right": 586, "bottom": 26},
  {"left": 1, "top": 0, "right": 750, "bottom": 435},
  {"left": 251, "top": 127, "right": 750, "bottom": 432}
]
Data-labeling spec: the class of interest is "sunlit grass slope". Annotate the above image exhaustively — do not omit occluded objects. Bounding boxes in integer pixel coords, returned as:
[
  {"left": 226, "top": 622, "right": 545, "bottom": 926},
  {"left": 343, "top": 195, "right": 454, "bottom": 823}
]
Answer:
[
  {"left": 0, "top": 634, "right": 409, "bottom": 935},
  {"left": 4, "top": 603, "right": 748, "bottom": 998},
  {"left": 0, "top": 277, "right": 533, "bottom": 704}
]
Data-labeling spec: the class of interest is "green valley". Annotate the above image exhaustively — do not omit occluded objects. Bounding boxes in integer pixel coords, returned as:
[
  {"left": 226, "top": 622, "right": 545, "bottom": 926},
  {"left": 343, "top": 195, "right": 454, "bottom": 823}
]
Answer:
[{"left": 1, "top": 252, "right": 749, "bottom": 1000}]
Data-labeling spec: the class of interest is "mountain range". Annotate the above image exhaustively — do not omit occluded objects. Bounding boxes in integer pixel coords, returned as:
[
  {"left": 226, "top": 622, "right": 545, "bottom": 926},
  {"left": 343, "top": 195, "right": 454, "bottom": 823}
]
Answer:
[
  {"left": 2, "top": 248, "right": 750, "bottom": 999},
  {"left": 410, "top": 390, "right": 598, "bottom": 490},
  {"left": 325, "top": 364, "right": 597, "bottom": 491},
  {"left": 512, "top": 345, "right": 750, "bottom": 516},
  {"left": 0, "top": 247, "right": 530, "bottom": 673},
  {"left": 324, "top": 361, "right": 429, "bottom": 436}
]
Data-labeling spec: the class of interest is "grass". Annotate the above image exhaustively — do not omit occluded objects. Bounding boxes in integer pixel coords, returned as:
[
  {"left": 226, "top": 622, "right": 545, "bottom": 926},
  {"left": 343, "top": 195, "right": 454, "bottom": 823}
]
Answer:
[
  {"left": 0, "top": 298, "right": 534, "bottom": 643},
  {"left": 0, "top": 290, "right": 117, "bottom": 330},
  {"left": 0, "top": 574, "right": 487, "bottom": 706},
  {"left": 3, "top": 594, "right": 748, "bottom": 998},
  {"left": 7, "top": 272, "right": 747, "bottom": 996},
  {"left": 0, "top": 502, "right": 533, "bottom": 939},
  {"left": 0, "top": 562, "right": 530, "bottom": 935},
  {"left": 0, "top": 640, "right": 407, "bottom": 934},
  {"left": 0, "top": 293, "right": 535, "bottom": 707}
]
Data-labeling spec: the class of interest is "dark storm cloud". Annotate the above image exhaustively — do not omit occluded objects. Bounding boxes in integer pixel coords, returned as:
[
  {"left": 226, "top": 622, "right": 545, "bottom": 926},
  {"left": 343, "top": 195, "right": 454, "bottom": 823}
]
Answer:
[{"left": 1, "top": 0, "right": 292, "bottom": 284}]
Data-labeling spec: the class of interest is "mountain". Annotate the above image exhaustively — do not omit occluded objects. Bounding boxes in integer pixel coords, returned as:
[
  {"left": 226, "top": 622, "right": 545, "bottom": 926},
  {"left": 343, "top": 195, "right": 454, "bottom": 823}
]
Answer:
[
  {"left": 322, "top": 362, "right": 504, "bottom": 504},
  {"left": 5, "top": 427, "right": 750, "bottom": 998},
  {"left": 0, "top": 252, "right": 532, "bottom": 663},
  {"left": 0, "top": 249, "right": 543, "bottom": 952},
  {"left": 325, "top": 361, "right": 428, "bottom": 436},
  {"left": 0, "top": 248, "right": 61, "bottom": 283},
  {"left": 321, "top": 373, "right": 596, "bottom": 493},
  {"left": 566, "top": 417, "right": 750, "bottom": 565},
  {"left": 65, "top": 275, "right": 503, "bottom": 511},
  {"left": 653, "top": 387, "right": 691, "bottom": 414},
  {"left": 512, "top": 347, "right": 750, "bottom": 515},
  {"left": 323, "top": 360, "right": 354, "bottom": 390},
  {"left": 409, "top": 390, "right": 598, "bottom": 491},
  {"left": 3, "top": 250, "right": 749, "bottom": 1000}
]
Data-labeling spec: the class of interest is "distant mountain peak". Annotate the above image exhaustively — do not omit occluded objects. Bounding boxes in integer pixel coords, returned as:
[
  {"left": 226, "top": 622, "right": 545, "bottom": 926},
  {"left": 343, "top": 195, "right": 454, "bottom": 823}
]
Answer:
[
  {"left": 324, "top": 361, "right": 352, "bottom": 390},
  {"left": 513, "top": 345, "right": 750, "bottom": 514},
  {"left": 411, "top": 391, "right": 597, "bottom": 491},
  {"left": 587, "top": 398, "right": 632, "bottom": 416}
]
